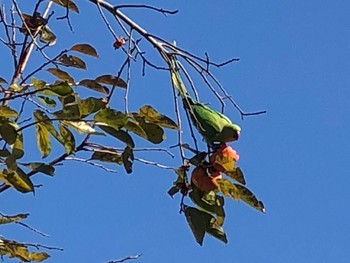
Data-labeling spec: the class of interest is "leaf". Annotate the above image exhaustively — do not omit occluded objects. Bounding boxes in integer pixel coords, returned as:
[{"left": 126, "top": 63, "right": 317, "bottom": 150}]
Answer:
[
  {"left": 216, "top": 178, "right": 265, "bottom": 212},
  {"left": 9, "top": 83, "right": 23, "bottom": 91},
  {"left": 225, "top": 167, "right": 246, "bottom": 185},
  {"left": 98, "top": 125, "right": 135, "bottom": 148},
  {"left": 70, "top": 43, "right": 98, "bottom": 57},
  {"left": 0, "top": 149, "right": 10, "bottom": 157},
  {"left": 90, "top": 150, "right": 123, "bottom": 164},
  {"left": 0, "top": 119, "right": 18, "bottom": 145},
  {"left": 58, "top": 54, "right": 86, "bottom": 69},
  {"left": 47, "top": 68, "right": 75, "bottom": 83},
  {"left": 34, "top": 110, "right": 64, "bottom": 144},
  {"left": 12, "top": 132, "right": 24, "bottom": 159},
  {"left": 24, "top": 162, "right": 55, "bottom": 176},
  {"left": 139, "top": 122, "right": 164, "bottom": 144},
  {"left": 0, "top": 237, "right": 50, "bottom": 262},
  {"left": 35, "top": 122, "right": 51, "bottom": 158},
  {"left": 32, "top": 77, "right": 47, "bottom": 90},
  {"left": 122, "top": 146, "right": 134, "bottom": 174},
  {"left": 139, "top": 105, "right": 179, "bottom": 130},
  {"left": 39, "top": 25, "right": 56, "bottom": 46},
  {"left": 79, "top": 79, "right": 109, "bottom": 94},
  {"left": 206, "top": 223, "right": 228, "bottom": 244},
  {"left": 63, "top": 120, "right": 96, "bottom": 134},
  {"left": 125, "top": 119, "right": 148, "bottom": 138},
  {"left": 94, "top": 109, "right": 128, "bottom": 130},
  {"left": 54, "top": 104, "right": 81, "bottom": 119},
  {"left": 51, "top": 0, "right": 79, "bottom": 13},
  {"left": 0, "top": 168, "right": 34, "bottom": 193},
  {"left": 188, "top": 152, "right": 207, "bottom": 166},
  {"left": 167, "top": 186, "right": 180, "bottom": 197},
  {"left": 80, "top": 97, "right": 106, "bottom": 117},
  {"left": 95, "top": 74, "right": 127, "bottom": 88},
  {"left": 0, "top": 106, "right": 18, "bottom": 117},
  {"left": 189, "top": 187, "right": 225, "bottom": 221},
  {"left": 184, "top": 206, "right": 207, "bottom": 245},
  {"left": 38, "top": 96, "right": 57, "bottom": 107},
  {"left": 130, "top": 114, "right": 165, "bottom": 144},
  {"left": 59, "top": 124, "right": 75, "bottom": 154},
  {"left": 49, "top": 80, "right": 74, "bottom": 96},
  {"left": 0, "top": 213, "right": 29, "bottom": 225}
]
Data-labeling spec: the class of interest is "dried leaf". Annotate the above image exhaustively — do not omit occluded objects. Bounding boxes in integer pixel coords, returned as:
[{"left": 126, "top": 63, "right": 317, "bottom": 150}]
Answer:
[
  {"left": 70, "top": 43, "right": 98, "bottom": 57},
  {"left": 51, "top": 0, "right": 79, "bottom": 13},
  {"left": 90, "top": 150, "right": 123, "bottom": 164},
  {"left": 38, "top": 96, "right": 57, "bottom": 107},
  {"left": 39, "top": 25, "right": 56, "bottom": 46},
  {"left": 25, "top": 162, "right": 55, "bottom": 176},
  {"left": 47, "top": 68, "right": 74, "bottom": 83},
  {"left": 122, "top": 146, "right": 134, "bottom": 174},
  {"left": 58, "top": 54, "right": 86, "bottom": 69},
  {"left": 79, "top": 79, "right": 109, "bottom": 94},
  {"left": 95, "top": 74, "right": 127, "bottom": 88},
  {"left": 0, "top": 213, "right": 29, "bottom": 225}
]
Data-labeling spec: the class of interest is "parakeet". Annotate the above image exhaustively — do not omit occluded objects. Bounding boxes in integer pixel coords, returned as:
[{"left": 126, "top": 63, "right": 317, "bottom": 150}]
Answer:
[{"left": 170, "top": 56, "right": 241, "bottom": 145}]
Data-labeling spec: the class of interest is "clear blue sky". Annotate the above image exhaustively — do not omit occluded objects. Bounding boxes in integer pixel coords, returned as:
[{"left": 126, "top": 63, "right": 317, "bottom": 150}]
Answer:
[{"left": 2, "top": 0, "right": 350, "bottom": 262}]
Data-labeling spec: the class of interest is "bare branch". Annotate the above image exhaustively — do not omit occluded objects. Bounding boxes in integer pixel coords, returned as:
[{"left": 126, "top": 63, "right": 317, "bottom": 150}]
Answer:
[{"left": 106, "top": 254, "right": 142, "bottom": 263}]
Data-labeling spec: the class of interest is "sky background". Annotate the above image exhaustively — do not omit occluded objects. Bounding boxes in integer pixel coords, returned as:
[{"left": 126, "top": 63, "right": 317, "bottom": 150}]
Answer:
[{"left": 1, "top": 0, "right": 350, "bottom": 262}]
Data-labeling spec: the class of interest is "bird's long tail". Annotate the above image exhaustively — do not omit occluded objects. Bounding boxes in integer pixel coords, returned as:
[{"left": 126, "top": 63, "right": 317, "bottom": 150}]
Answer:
[{"left": 169, "top": 56, "right": 189, "bottom": 99}]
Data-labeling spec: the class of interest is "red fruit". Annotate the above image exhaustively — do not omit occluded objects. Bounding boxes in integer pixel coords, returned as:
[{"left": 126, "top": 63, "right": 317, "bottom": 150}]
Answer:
[
  {"left": 210, "top": 144, "right": 239, "bottom": 172},
  {"left": 191, "top": 166, "right": 222, "bottom": 192},
  {"left": 113, "top": 37, "right": 126, "bottom": 49}
]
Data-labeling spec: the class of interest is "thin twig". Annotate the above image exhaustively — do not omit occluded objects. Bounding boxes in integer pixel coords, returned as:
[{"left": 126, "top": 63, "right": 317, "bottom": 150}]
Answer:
[
  {"left": 116, "top": 4, "right": 178, "bottom": 15},
  {"left": 106, "top": 254, "right": 142, "bottom": 263},
  {"left": 65, "top": 157, "right": 118, "bottom": 173}
]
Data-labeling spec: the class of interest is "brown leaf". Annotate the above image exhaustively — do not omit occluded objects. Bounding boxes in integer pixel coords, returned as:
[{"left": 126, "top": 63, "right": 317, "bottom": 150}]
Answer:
[
  {"left": 79, "top": 79, "right": 109, "bottom": 94},
  {"left": 47, "top": 68, "right": 75, "bottom": 83},
  {"left": 51, "top": 0, "right": 79, "bottom": 13},
  {"left": 95, "top": 74, "right": 127, "bottom": 88},
  {"left": 70, "top": 43, "right": 98, "bottom": 57},
  {"left": 58, "top": 54, "right": 86, "bottom": 69}
]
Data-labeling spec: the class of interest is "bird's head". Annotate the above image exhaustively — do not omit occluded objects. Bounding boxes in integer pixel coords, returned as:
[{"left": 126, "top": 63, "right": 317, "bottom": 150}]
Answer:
[{"left": 222, "top": 124, "right": 241, "bottom": 141}]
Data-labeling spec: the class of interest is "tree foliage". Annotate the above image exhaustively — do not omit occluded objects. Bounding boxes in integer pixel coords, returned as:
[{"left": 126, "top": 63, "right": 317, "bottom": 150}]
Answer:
[{"left": 0, "top": 0, "right": 266, "bottom": 261}]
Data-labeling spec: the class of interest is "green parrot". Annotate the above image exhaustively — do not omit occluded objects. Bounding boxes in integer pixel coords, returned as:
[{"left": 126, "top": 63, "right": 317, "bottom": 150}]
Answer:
[{"left": 169, "top": 56, "right": 241, "bottom": 145}]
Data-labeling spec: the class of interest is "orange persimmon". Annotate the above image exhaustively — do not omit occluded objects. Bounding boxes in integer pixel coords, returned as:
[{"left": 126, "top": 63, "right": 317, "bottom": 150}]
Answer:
[
  {"left": 191, "top": 166, "right": 222, "bottom": 192},
  {"left": 210, "top": 144, "right": 239, "bottom": 172}
]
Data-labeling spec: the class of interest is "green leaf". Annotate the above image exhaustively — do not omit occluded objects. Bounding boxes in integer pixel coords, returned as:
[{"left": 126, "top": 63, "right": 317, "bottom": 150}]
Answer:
[
  {"left": 80, "top": 97, "right": 106, "bottom": 117},
  {"left": 98, "top": 125, "right": 135, "bottom": 148},
  {"left": 0, "top": 149, "right": 10, "bottom": 157},
  {"left": 139, "top": 105, "right": 179, "bottom": 130},
  {"left": 0, "top": 213, "right": 29, "bottom": 225},
  {"left": 125, "top": 119, "right": 148, "bottom": 138},
  {"left": 0, "top": 106, "right": 18, "bottom": 117},
  {"left": 79, "top": 79, "right": 109, "bottom": 94},
  {"left": 139, "top": 122, "right": 164, "bottom": 144},
  {"left": 70, "top": 43, "right": 98, "bottom": 57},
  {"left": 12, "top": 132, "right": 24, "bottom": 159},
  {"left": 51, "top": 0, "right": 79, "bottom": 13},
  {"left": 39, "top": 25, "right": 56, "bottom": 46},
  {"left": 0, "top": 168, "right": 34, "bottom": 193},
  {"left": 24, "top": 162, "right": 55, "bottom": 176},
  {"left": 131, "top": 114, "right": 165, "bottom": 144},
  {"left": 206, "top": 223, "right": 228, "bottom": 244},
  {"left": 225, "top": 167, "right": 246, "bottom": 185},
  {"left": 95, "top": 74, "right": 127, "bottom": 88},
  {"left": 59, "top": 124, "right": 75, "bottom": 154},
  {"left": 0, "top": 119, "right": 18, "bottom": 145},
  {"left": 54, "top": 103, "right": 81, "bottom": 119},
  {"left": 216, "top": 178, "right": 265, "bottom": 213},
  {"left": 32, "top": 77, "right": 47, "bottom": 90},
  {"left": 35, "top": 122, "right": 51, "bottom": 158},
  {"left": 47, "top": 68, "right": 75, "bottom": 83},
  {"left": 63, "top": 120, "right": 97, "bottom": 134},
  {"left": 9, "top": 83, "right": 23, "bottom": 91},
  {"left": 189, "top": 187, "right": 225, "bottom": 222},
  {"left": 49, "top": 80, "right": 73, "bottom": 96},
  {"left": 90, "top": 150, "right": 123, "bottom": 164},
  {"left": 122, "top": 146, "right": 134, "bottom": 174},
  {"left": 38, "top": 96, "right": 57, "bottom": 107},
  {"left": 94, "top": 109, "right": 128, "bottom": 130},
  {"left": 58, "top": 54, "right": 86, "bottom": 69}
]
